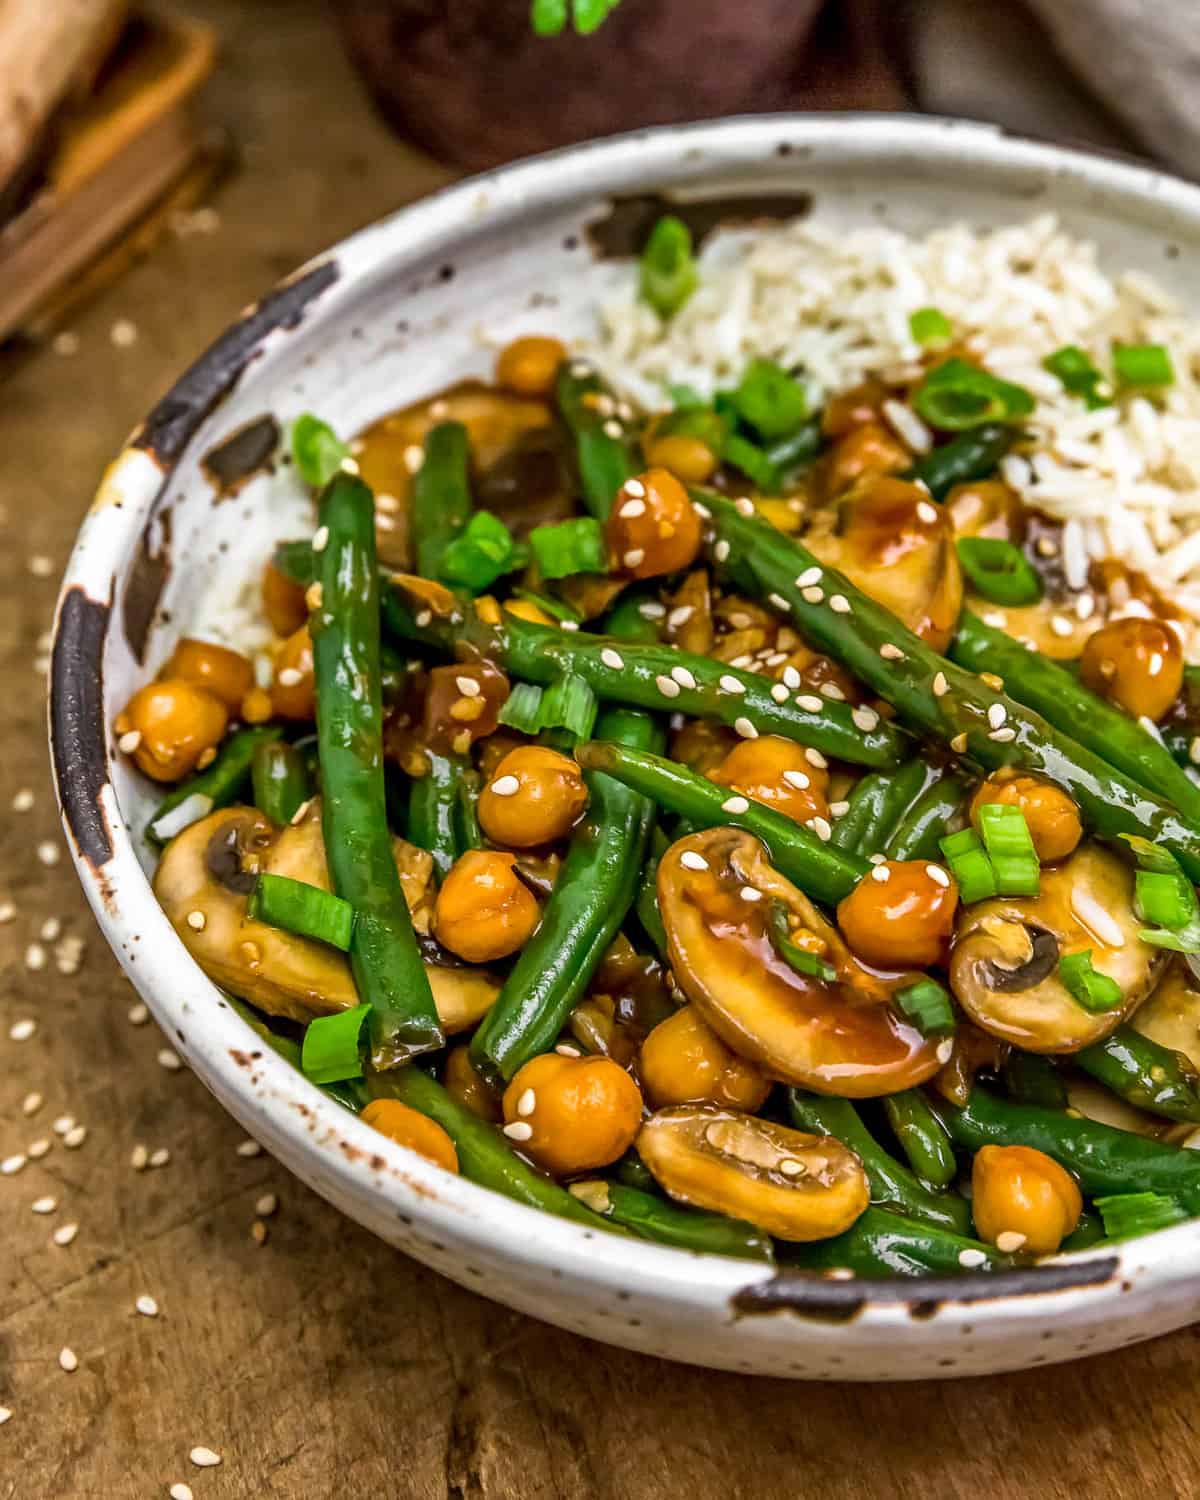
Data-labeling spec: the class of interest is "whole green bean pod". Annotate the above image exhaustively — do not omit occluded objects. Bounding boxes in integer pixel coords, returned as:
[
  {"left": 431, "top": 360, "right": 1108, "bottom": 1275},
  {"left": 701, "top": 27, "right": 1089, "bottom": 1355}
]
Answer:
[
  {"left": 1076, "top": 1026, "right": 1200, "bottom": 1124},
  {"left": 952, "top": 611, "right": 1200, "bottom": 826},
  {"left": 884, "top": 771, "right": 969, "bottom": 862},
  {"left": 569, "top": 1179, "right": 773, "bottom": 1261},
  {"left": 787, "top": 1207, "right": 1011, "bottom": 1278},
  {"left": 1001, "top": 1051, "right": 1068, "bottom": 1110},
  {"left": 635, "top": 827, "right": 671, "bottom": 961},
  {"left": 311, "top": 473, "right": 442, "bottom": 1067},
  {"left": 455, "top": 768, "right": 484, "bottom": 853},
  {"left": 904, "top": 423, "right": 1014, "bottom": 501},
  {"left": 788, "top": 1090, "right": 971, "bottom": 1235},
  {"left": 408, "top": 749, "right": 471, "bottom": 881},
  {"left": 146, "top": 726, "right": 283, "bottom": 845},
  {"left": 883, "top": 1090, "right": 958, "bottom": 1188},
  {"left": 411, "top": 421, "right": 473, "bottom": 579},
  {"left": 470, "top": 709, "right": 661, "bottom": 1086},
  {"left": 555, "top": 362, "right": 636, "bottom": 520},
  {"left": 702, "top": 492, "right": 1200, "bottom": 880},
  {"left": 575, "top": 739, "right": 869, "bottom": 907},
  {"left": 850, "top": 759, "right": 930, "bottom": 859},
  {"left": 828, "top": 770, "right": 891, "bottom": 854},
  {"left": 251, "top": 740, "right": 311, "bottom": 827}
]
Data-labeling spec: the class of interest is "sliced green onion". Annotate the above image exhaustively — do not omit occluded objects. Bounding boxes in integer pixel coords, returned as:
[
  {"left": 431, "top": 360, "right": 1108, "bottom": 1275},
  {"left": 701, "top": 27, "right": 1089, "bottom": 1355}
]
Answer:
[
  {"left": 639, "top": 215, "right": 697, "bottom": 320},
  {"left": 893, "top": 978, "right": 956, "bottom": 1037},
  {"left": 767, "top": 902, "right": 836, "bottom": 982},
  {"left": 668, "top": 382, "right": 708, "bottom": 411},
  {"left": 939, "top": 828, "right": 998, "bottom": 904},
  {"left": 1059, "top": 949, "right": 1123, "bottom": 1014},
  {"left": 538, "top": 672, "right": 598, "bottom": 742},
  {"left": 572, "top": 0, "right": 621, "bottom": 34},
  {"left": 732, "top": 358, "right": 808, "bottom": 441},
  {"left": 1113, "top": 343, "right": 1174, "bottom": 388},
  {"left": 1122, "top": 834, "right": 1200, "bottom": 952},
  {"left": 719, "top": 432, "right": 780, "bottom": 493},
  {"left": 1136, "top": 869, "right": 1194, "bottom": 932},
  {"left": 1043, "top": 345, "right": 1110, "bottom": 409},
  {"left": 530, "top": 0, "right": 568, "bottom": 33},
  {"left": 976, "top": 803, "right": 1040, "bottom": 896},
  {"left": 302, "top": 1003, "right": 372, "bottom": 1084},
  {"left": 913, "top": 358, "right": 1034, "bottom": 431},
  {"left": 439, "top": 510, "right": 523, "bottom": 592},
  {"left": 498, "top": 682, "right": 545, "bottom": 735},
  {"left": 909, "top": 307, "right": 953, "bottom": 346},
  {"left": 291, "top": 414, "right": 351, "bottom": 488},
  {"left": 511, "top": 588, "right": 583, "bottom": 624},
  {"left": 957, "top": 537, "right": 1043, "bottom": 607},
  {"left": 1094, "top": 1190, "right": 1186, "bottom": 1240},
  {"left": 529, "top": 516, "right": 608, "bottom": 580},
  {"left": 248, "top": 874, "right": 355, "bottom": 951}
]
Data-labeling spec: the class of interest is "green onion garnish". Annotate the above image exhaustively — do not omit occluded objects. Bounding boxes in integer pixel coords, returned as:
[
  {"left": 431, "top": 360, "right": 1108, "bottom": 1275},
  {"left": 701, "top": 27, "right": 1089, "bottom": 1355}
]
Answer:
[
  {"left": 893, "top": 977, "right": 956, "bottom": 1037},
  {"left": 909, "top": 307, "right": 953, "bottom": 346},
  {"left": 538, "top": 672, "right": 598, "bottom": 742},
  {"left": 497, "top": 682, "right": 545, "bottom": 735},
  {"left": 530, "top": 0, "right": 622, "bottom": 36},
  {"left": 301, "top": 1003, "right": 372, "bottom": 1084},
  {"left": 439, "top": 510, "right": 525, "bottom": 592},
  {"left": 639, "top": 215, "right": 698, "bottom": 320},
  {"left": 529, "top": 516, "right": 608, "bottom": 579},
  {"left": 913, "top": 358, "right": 1034, "bottom": 431},
  {"left": 956, "top": 537, "right": 1043, "bottom": 606},
  {"left": 1058, "top": 949, "right": 1123, "bottom": 1014},
  {"left": 719, "top": 432, "right": 780, "bottom": 493},
  {"left": 511, "top": 588, "right": 583, "bottom": 624},
  {"left": 767, "top": 902, "right": 836, "bottom": 982},
  {"left": 654, "top": 405, "right": 727, "bottom": 449},
  {"left": 291, "top": 413, "right": 351, "bottom": 488},
  {"left": 1043, "top": 345, "right": 1110, "bottom": 409},
  {"left": 668, "top": 382, "right": 708, "bottom": 411},
  {"left": 1122, "top": 834, "right": 1200, "bottom": 952},
  {"left": 1093, "top": 1191, "right": 1187, "bottom": 1240},
  {"left": 1135, "top": 869, "right": 1194, "bottom": 931},
  {"left": 248, "top": 873, "right": 355, "bottom": 951},
  {"left": 1113, "top": 342, "right": 1174, "bottom": 388},
  {"left": 732, "top": 358, "right": 809, "bottom": 441},
  {"left": 939, "top": 828, "right": 998, "bottom": 904},
  {"left": 977, "top": 803, "right": 1041, "bottom": 896}
]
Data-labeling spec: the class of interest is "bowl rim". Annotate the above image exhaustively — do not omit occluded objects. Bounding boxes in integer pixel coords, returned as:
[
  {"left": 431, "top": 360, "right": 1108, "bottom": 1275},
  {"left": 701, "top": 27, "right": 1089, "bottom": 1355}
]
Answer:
[{"left": 52, "top": 110, "right": 1200, "bottom": 1338}]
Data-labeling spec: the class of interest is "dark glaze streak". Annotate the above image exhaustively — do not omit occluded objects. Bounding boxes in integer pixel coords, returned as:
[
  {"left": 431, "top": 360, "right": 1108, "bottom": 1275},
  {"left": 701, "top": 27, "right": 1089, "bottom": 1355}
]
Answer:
[
  {"left": 586, "top": 192, "right": 812, "bottom": 259},
  {"left": 731, "top": 1254, "right": 1119, "bottom": 1321},
  {"left": 201, "top": 414, "right": 281, "bottom": 499},
  {"left": 133, "top": 259, "right": 339, "bottom": 463},
  {"left": 123, "top": 507, "right": 171, "bottom": 663},
  {"left": 50, "top": 586, "right": 114, "bottom": 869}
]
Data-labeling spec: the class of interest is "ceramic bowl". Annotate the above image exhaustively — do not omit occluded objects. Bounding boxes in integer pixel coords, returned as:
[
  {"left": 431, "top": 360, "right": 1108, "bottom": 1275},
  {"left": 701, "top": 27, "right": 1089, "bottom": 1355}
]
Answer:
[{"left": 50, "top": 116, "right": 1200, "bottom": 1378}]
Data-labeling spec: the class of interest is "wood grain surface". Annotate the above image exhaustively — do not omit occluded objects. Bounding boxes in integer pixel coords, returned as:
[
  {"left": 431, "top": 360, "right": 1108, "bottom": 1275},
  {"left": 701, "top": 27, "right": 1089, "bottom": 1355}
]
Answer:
[{"left": 1, "top": 4, "right": 1198, "bottom": 1497}]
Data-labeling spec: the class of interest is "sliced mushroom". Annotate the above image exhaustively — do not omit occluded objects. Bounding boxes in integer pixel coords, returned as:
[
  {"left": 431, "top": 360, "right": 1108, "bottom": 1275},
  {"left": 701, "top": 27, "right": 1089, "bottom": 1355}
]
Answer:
[
  {"left": 638, "top": 1105, "right": 869, "bottom": 1240},
  {"left": 949, "top": 843, "right": 1162, "bottom": 1053},
  {"left": 1131, "top": 956, "right": 1200, "bottom": 1073},
  {"left": 657, "top": 828, "right": 942, "bottom": 1097},
  {"left": 153, "top": 803, "right": 498, "bottom": 1031},
  {"left": 1063, "top": 1076, "right": 1165, "bottom": 1139},
  {"left": 803, "top": 475, "right": 963, "bottom": 651}
]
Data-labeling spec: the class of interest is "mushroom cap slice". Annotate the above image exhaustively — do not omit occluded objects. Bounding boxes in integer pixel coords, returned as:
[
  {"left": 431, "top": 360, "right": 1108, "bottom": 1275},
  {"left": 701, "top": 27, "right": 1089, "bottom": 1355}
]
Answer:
[
  {"left": 637, "top": 1104, "right": 869, "bottom": 1241},
  {"left": 153, "top": 804, "right": 497, "bottom": 1032},
  {"left": 949, "top": 843, "right": 1162, "bottom": 1053},
  {"left": 657, "top": 827, "right": 942, "bottom": 1097},
  {"left": 1131, "top": 956, "right": 1200, "bottom": 1073}
]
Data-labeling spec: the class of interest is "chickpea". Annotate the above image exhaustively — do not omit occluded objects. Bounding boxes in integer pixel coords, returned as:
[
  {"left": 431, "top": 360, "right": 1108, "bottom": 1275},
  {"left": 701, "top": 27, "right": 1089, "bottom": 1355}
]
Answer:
[
  {"left": 822, "top": 420, "right": 909, "bottom": 497},
  {"left": 271, "top": 625, "right": 315, "bottom": 720},
  {"left": 434, "top": 849, "right": 540, "bottom": 963},
  {"left": 444, "top": 1045, "right": 500, "bottom": 1122},
  {"left": 639, "top": 1006, "right": 770, "bottom": 1112},
  {"left": 495, "top": 334, "right": 566, "bottom": 398},
  {"left": 971, "top": 1144, "right": 1081, "bottom": 1254},
  {"left": 1079, "top": 616, "right": 1184, "bottom": 722},
  {"left": 711, "top": 735, "right": 830, "bottom": 826},
  {"left": 360, "top": 1098, "right": 459, "bottom": 1173},
  {"left": 501, "top": 1052, "right": 642, "bottom": 1176},
  {"left": 970, "top": 771, "right": 1081, "bottom": 863},
  {"left": 115, "top": 680, "right": 228, "bottom": 783},
  {"left": 836, "top": 860, "right": 959, "bottom": 970},
  {"left": 478, "top": 745, "right": 588, "bottom": 849},
  {"left": 642, "top": 428, "right": 719, "bottom": 484},
  {"left": 166, "top": 637, "right": 254, "bottom": 711},
  {"left": 605, "top": 467, "right": 702, "bottom": 580},
  {"left": 262, "top": 560, "right": 308, "bottom": 638}
]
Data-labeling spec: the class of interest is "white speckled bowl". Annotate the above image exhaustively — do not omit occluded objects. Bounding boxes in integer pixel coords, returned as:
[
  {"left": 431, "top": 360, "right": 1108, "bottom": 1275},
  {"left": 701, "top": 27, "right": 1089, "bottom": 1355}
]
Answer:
[{"left": 50, "top": 116, "right": 1200, "bottom": 1378}]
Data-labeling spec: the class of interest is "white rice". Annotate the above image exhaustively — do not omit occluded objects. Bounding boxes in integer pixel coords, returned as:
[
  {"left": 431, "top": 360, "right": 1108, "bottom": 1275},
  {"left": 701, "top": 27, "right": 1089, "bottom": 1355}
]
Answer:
[{"left": 585, "top": 213, "right": 1200, "bottom": 652}]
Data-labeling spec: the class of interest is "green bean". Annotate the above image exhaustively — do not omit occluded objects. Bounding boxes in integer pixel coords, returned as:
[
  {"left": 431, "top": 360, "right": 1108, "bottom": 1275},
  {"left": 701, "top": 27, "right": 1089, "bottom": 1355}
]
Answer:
[
  {"left": 635, "top": 827, "right": 670, "bottom": 961},
  {"left": 786, "top": 1207, "right": 1011, "bottom": 1278},
  {"left": 764, "top": 418, "right": 822, "bottom": 480},
  {"left": 703, "top": 492, "right": 1200, "bottom": 880},
  {"left": 904, "top": 423, "right": 1014, "bottom": 500},
  {"left": 455, "top": 767, "right": 484, "bottom": 853},
  {"left": 1001, "top": 1051, "right": 1068, "bottom": 1110},
  {"left": 555, "top": 362, "right": 636, "bottom": 520},
  {"left": 408, "top": 750, "right": 471, "bottom": 881},
  {"left": 854, "top": 759, "right": 929, "bottom": 858},
  {"left": 828, "top": 770, "right": 891, "bottom": 854},
  {"left": 601, "top": 589, "right": 662, "bottom": 643},
  {"left": 1076, "top": 1026, "right": 1200, "bottom": 1124},
  {"left": 251, "top": 740, "right": 311, "bottom": 827},
  {"left": 952, "top": 611, "right": 1200, "bottom": 826},
  {"left": 788, "top": 1090, "right": 971, "bottom": 1234},
  {"left": 615, "top": 1151, "right": 656, "bottom": 1192},
  {"left": 884, "top": 772, "right": 969, "bottom": 861},
  {"left": 1061, "top": 1210, "right": 1106, "bottom": 1252},
  {"left": 311, "top": 474, "right": 442, "bottom": 1067},
  {"left": 379, "top": 642, "right": 412, "bottom": 706},
  {"left": 411, "top": 421, "right": 472, "bottom": 579},
  {"left": 570, "top": 1179, "right": 773, "bottom": 1260},
  {"left": 575, "top": 740, "right": 869, "bottom": 907},
  {"left": 146, "top": 726, "right": 283, "bottom": 845},
  {"left": 470, "top": 709, "right": 661, "bottom": 1086},
  {"left": 883, "top": 1090, "right": 958, "bottom": 1188}
]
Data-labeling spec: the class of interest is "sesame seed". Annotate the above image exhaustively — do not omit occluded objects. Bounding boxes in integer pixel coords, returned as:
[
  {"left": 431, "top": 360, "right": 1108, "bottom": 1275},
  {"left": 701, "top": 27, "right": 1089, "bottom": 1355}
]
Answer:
[
  {"left": 988, "top": 727, "right": 1017, "bottom": 742},
  {"left": 1076, "top": 594, "right": 1096, "bottom": 621},
  {"left": 671, "top": 665, "right": 696, "bottom": 690},
  {"left": 149, "top": 1148, "right": 171, "bottom": 1168},
  {"left": 128, "top": 1003, "right": 149, "bottom": 1026},
  {"left": 735, "top": 497, "right": 755, "bottom": 517},
  {"left": 927, "top": 864, "right": 951, "bottom": 888},
  {"left": 117, "top": 729, "right": 144, "bottom": 755},
  {"left": 186, "top": 910, "right": 206, "bottom": 931},
  {"left": 29, "top": 553, "right": 55, "bottom": 577},
  {"left": 489, "top": 774, "right": 520, "bottom": 800},
  {"left": 602, "top": 420, "right": 622, "bottom": 439},
  {"left": 555, "top": 1044, "right": 582, "bottom": 1057},
  {"left": 879, "top": 644, "right": 904, "bottom": 661},
  {"left": 655, "top": 674, "right": 681, "bottom": 699},
  {"left": 721, "top": 795, "right": 750, "bottom": 814},
  {"left": 600, "top": 648, "right": 624, "bottom": 669},
  {"left": 996, "top": 1231, "right": 1027, "bottom": 1253},
  {"left": 305, "top": 582, "right": 324, "bottom": 611},
  {"left": 829, "top": 800, "right": 850, "bottom": 817},
  {"left": 131, "top": 1144, "right": 149, "bottom": 1171},
  {"left": 782, "top": 665, "right": 801, "bottom": 690},
  {"left": 739, "top": 886, "right": 762, "bottom": 903},
  {"left": 820, "top": 682, "right": 845, "bottom": 701},
  {"left": 135, "top": 1295, "right": 159, "bottom": 1318},
  {"left": 1036, "top": 537, "right": 1058, "bottom": 558},
  {"left": 52, "top": 1223, "right": 78, "bottom": 1246},
  {"left": 868, "top": 852, "right": 886, "bottom": 865},
  {"left": 402, "top": 444, "right": 424, "bottom": 475},
  {"left": 932, "top": 672, "right": 949, "bottom": 697},
  {"left": 982, "top": 610, "right": 1008, "bottom": 629},
  {"left": 256, "top": 1193, "right": 279, "bottom": 1218},
  {"left": 170, "top": 1485, "right": 194, "bottom": 1500},
  {"left": 795, "top": 695, "right": 823, "bottom": 713},
  {"left": 1, "top": 1155, "right": 26, "bottom": 1175},
  {"left": 734, "top": 717, "right": 757, "bottom": 740},
  {"left": 53, "top": 1115, "right": 75, "bottom": 1136},
  {"left": 24, "top": 944, "right": 45, "bottom": 972},
  {"left": 781, "top": 770, "right": 810, "bottom": 790},
  {"left": 809, "top": 816, "right": 832, "bottom": 842},
  {"left": 0, "top": 900, "right": 14, "bottom": 923},
  {"left": 805, "top": 748, "right": 828, "bottom": 769},
  {"left": 503, "top": 1121, "right": 533, "bottom": 1142},
  {"left": 680, "top": 851, "right": 709, "bottom": 872},
  {"left": 157, "top": 1048, "right": 182, "bottom": 1071},
  {"left": 714, "top": 540, "right": 730, "bottom": 562},
  {"left": 638, "top": 601, "right": 666, "bottom": 619},
  {"left": 623, "top": 477, "right": 645, "bottom": 497},
  {"left": 63, "top": 1126, "right": 87, "bottom": 1149},
  {"left": 801, "top": 586, "right": 824, "bottom": 604},
  {"left": 622, "top": 548, "right": 645, "bottom": 570},
  {"left": 27, "top": 1138, "right": 50, "bottom": 1159},
  {"left": 796, "top": 567, "right": 822, "bottom": 588},
  {"left": 957, "top": 1248, "right": 987, "bottom": 1269},
  {"left": 59, "top": 1347, "right": 78, "bottom": 1373},
  {"left": 987, "top": 703, "right": 1007, "bottom": 729},
  {"left": 21, "top": 1091, "right": 42, "bottom": 1116},
  {"left": 980, "top": 672, "right": 1005, "bottom": 691},
  {"left": 455, "top": 675, "right": 481, "bottom": 698},
  {"left": 189, "top": 1448, "right": 222, "bottom": 1469},
  {"left": 9, "top": 1018, "right": 35, "bottom": 1041},
  {"left": 36, "top": 841, "right": 60, "bottom": 867},
  {"left": 718, "top": 675, "right": 746, "bottom": 695},
  {"left": 828, "top": 595, "right": 851, "bottom": 614},
  {"left": 768, "top": 592, "right": 789, "bottom": 612},
  {"left": 618, "top": 497, "right": 646, "bottom": 519},
  {"left": 951, "top": 732, "right": 968, "bottom": 753},
  {"left": 11, "top": 788, "right": 33, "bottom": 812},
  {"left": 916, "top": 500, "right": 938, "bottom": 525},
  {"left": 32, "top": 1196, "right": 57, "bottom": 1214},
  {"left": 937, "top": 1038, "right": 955, "bottom": 1065},
  {"left": 517, "top": 1088, "right": 536, "bottom": 1117},
  {"left": 778, "top": 1159, "right": 804, "bottom": 1177},
  {"left": 1050, "top": 616, "right": 1073, "bottom": 637},
  {"left": 770, "top": 683, "right": 789, "bottom": 703},
  {"left": 236, "top": 1139, "right": 262, "bottom": 1158},
  {"left": 871, "top": 865, "right": 891, "bottom": 883},
  {"left": 40, "top": 917, "right": 60, "bottom": 942}
]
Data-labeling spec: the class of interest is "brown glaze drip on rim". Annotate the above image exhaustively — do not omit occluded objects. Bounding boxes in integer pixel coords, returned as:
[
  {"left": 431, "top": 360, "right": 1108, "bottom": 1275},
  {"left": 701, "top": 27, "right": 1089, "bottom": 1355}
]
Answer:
[
  {"left": 730, "top": 1254, "right": 1119, "bottom": 1321},
  {"left": 122, "top": 507, "right": 172, "bottom": 663},
  {"left": 201, "top": 414, "right": 281, "bottom": 499},
  {"left": 50, "top": 585, "right": 114, "bottom": 869},
  {"left": 586, "top": 192, "right": 813, "bottom": 258}
]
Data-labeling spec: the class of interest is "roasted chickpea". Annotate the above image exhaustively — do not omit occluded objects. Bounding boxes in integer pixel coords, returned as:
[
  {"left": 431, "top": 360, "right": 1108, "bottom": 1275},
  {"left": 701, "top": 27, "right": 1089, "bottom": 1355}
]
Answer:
[
  {"left": 444, "top": 1045, "right": 500, "bottom": 1121},
  {"left": 495, "top": 334, "right": 566, "bottom": 398},
  {"left": 166, "top": 637, "right": 255, "bottom": 711},
  {"left": 822, "top": 420, "right": 909, "bottom": 496},
  {"left": 261, "top": 560, "right": 308, "bottom": 638},
  {"left": 711, "top": 735, "right": 830, "bottom": 826},
  {"left": 434, "top": 849, "right": 540, "bottom": 963},
  {"left": 115, "top": 680, "right": 228, "bottom": 783},
  {"left": 970, "top": 771, "right": 1082, "bottom": 863},
  {"left": 1079, "top": 616, "right": 1184, "bottom": 722},
  {"left": 271, "top": 625, "right": 315, "bottom": 720},
  {"left": 606, "top": 468, "right": 702, "bottom": 580},
  {"left": 501, "top": 1052, "right": 643, "bottom": 1176},
  {"left": 639, "top": 1005, "right": 770, "bottom": 1113},
  {"left": 642, "top": 428, "right": 719, "bottom": 484},
  {"left": 971, "top": 1143, "right": 1081, "bottom": 1253},
  {"left": 478, "top": 746, "right": 588, "bottom": 848},
  {"left": 360, "top": 1099, "right": 459, "bottom": 1173},
  {"left": 837, "top": 860, "right": 959, "bottom": 970}
]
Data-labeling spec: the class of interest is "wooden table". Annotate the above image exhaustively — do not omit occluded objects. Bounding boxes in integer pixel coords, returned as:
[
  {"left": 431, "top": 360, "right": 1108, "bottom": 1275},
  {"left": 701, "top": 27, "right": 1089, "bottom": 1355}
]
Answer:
[{"left": 2, "top": 3, "right": 1197, "bottom": 1495}]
